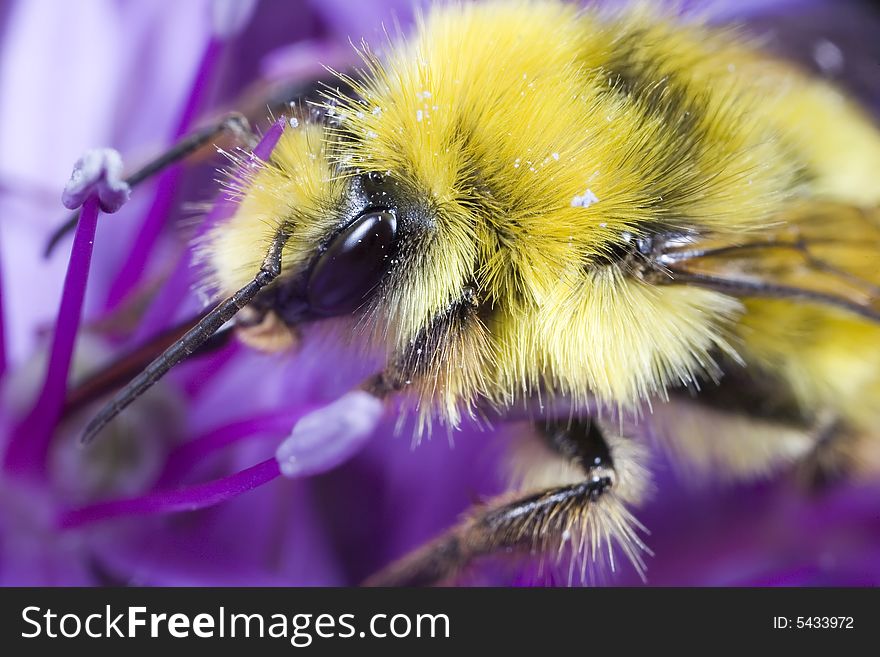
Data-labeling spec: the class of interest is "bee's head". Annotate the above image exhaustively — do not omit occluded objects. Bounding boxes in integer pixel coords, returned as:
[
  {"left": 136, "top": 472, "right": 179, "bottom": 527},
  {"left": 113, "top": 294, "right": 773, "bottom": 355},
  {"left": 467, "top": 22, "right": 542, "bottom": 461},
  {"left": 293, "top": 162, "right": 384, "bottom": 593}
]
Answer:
[{"left": 201, "top": 117, "right": 476, "bottom": 361}]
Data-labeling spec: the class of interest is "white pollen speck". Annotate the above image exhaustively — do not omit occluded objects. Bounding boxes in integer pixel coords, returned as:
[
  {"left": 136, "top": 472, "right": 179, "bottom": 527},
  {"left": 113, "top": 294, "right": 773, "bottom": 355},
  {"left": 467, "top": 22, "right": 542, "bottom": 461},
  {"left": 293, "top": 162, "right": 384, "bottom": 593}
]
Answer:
[
  {"left": 372, "top": 106, "right": 382, "bottom": 115},
  {"left": 356, "top": 111, "right": 365, "bottom": 119},
  {"left": 366, "top": 130, "right": 378, "bottom": 139},
  {"left": 416, "top": 109, "right": 424, "bottom": 122},
  {"left": 599, "top": 222, "right": 607, "bottom": 228},
  {"left": 552, "top": 152, "right": 560, "bottom": 161},
  {"left": 571, "top": 188, "right": 600, "bottom": 208},
  {"left": 288, "top": 117, "right": 299, "bottom": 128},
  {"left": 813, "top": 39, "right": 844, "bottom": 75},
  {"left": 418, "top": 89, "right": 431, "bottom": 99},
  {"left": 513, "top": 158, "right": 521, "bottom": 168},
  {"left": 621, "top": 231, "right": 632, "bottom": 243}
]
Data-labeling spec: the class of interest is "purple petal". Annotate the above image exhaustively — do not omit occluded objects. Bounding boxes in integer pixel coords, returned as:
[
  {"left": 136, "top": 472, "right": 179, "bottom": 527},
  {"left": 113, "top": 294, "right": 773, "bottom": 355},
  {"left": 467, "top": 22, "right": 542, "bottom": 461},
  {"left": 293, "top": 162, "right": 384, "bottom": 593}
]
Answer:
[
  {"left": 210, "top": 0, "right": 258, "bottom": 39},
  {"left": 259, "top": 39, "right": 357, "bottom": 83},
  {"left": 104, "top": 37, "right": 224, "bottom": 310},
  {"left": 0, "top": 0, "right": 214, "bottom": 364},
  {"left": 84, "top": 473, "right": 345, "bottom": 586},
  {"left": 119, "top": 113, "right": 286, "bottom": 335},
  {"left": 0, "top": 237, "right": 6, "bottom": 378},
  {"left": 132, "top": 194, "right": 237, "bottom": 342}
]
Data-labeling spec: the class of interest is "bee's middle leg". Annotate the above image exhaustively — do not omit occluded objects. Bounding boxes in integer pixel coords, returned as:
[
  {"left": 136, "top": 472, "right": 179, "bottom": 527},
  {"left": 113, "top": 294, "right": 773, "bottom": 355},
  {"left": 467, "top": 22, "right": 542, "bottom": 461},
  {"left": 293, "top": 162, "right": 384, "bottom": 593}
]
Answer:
[{"left": 364, "top": 418, "right": 650, "bottom": 587}]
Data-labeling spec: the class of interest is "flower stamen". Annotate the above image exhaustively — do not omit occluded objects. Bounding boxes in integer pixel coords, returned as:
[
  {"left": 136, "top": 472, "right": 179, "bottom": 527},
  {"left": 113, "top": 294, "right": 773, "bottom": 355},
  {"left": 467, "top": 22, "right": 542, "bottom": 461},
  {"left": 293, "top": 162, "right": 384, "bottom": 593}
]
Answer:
[
  {"left": 59, "top": 457, "right": 281, "bottom": 528},
  {"left": 5, "top": 150, "right": 130, "bottom": 476}
]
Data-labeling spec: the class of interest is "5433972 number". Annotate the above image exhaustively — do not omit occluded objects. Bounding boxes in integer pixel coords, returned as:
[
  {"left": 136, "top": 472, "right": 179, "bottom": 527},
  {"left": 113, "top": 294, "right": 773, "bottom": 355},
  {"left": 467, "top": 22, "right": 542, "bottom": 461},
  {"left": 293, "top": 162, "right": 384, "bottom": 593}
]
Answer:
[{"left": 773, "top": 617, "right": 855, "bottom": 629}]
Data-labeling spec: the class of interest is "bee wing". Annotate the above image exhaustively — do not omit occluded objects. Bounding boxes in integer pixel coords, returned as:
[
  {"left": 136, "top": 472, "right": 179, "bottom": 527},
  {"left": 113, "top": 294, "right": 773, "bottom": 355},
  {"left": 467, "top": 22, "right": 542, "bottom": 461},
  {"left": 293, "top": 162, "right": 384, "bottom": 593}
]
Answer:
[{"left": 658, "top": 202, "right": 880, "bottom": 323}]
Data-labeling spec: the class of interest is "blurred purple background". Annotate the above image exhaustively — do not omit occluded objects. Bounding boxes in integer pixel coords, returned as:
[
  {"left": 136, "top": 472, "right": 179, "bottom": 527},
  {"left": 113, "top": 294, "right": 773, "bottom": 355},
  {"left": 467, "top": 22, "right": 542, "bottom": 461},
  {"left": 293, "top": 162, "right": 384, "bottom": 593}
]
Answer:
[{"left": 0, "top": 0, "right": 878, "bottom": 586}]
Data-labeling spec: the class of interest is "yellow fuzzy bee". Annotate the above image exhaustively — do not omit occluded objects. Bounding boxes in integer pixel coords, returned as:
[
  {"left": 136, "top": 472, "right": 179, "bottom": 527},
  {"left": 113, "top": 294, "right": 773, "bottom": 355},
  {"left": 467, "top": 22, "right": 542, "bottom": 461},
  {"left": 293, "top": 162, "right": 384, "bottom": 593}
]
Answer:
[{"left": 82, "top": 0, "right": 880, "bottom": 584}]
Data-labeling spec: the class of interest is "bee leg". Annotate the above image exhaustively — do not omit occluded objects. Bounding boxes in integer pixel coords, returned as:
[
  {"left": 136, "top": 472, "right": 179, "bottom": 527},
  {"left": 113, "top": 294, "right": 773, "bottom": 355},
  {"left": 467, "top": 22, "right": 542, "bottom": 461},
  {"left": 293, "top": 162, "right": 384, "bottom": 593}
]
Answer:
[
  {"left": 792, "top": 418, "right": 879, "bottom": 490},
  {"left": 364, "top": 419, "right": 649, "bottom": 587},
  {"left": 655, "top": 375, "right": 870, "bottom": 488},
  {"left": 44, "top": 113, "right": 255, "bottom": 257},
  {"left": 120, "top": 113, "right": 256, "bottom": 188}
]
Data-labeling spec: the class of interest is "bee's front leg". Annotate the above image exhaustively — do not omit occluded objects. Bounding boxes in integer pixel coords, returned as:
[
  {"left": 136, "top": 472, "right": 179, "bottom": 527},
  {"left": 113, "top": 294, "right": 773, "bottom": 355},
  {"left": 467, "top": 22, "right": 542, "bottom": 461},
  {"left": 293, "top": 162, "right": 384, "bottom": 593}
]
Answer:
[{"left": 363, "top": 418, "right": 651, "bottom": 587}]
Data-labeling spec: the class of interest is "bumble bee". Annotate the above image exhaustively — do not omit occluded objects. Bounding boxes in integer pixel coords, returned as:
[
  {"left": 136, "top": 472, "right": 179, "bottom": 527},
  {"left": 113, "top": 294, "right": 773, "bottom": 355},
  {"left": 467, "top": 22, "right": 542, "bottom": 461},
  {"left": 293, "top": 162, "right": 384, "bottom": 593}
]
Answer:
[{"left": 77, "top": 0, "right": 880, "bottom": 585}]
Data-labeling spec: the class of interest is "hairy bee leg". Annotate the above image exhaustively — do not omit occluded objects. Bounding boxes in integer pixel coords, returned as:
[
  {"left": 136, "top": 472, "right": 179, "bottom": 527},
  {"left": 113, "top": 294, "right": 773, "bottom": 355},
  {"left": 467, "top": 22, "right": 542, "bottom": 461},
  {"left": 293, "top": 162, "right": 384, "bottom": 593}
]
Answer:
[
  {"left": 364, "top": 419, "right": 649, "bottom": 587},
  {"left": 655, "top": 375, "right": 860, "bottom": 486},
  {"left": 791, "top": 418, "right": 878, "bottom": 490},
  {"left": 44, "top": 113, "right": 255, "bottom": 257},
  {"left": 796, "top": 421, "right": 843, "bottom": 489}
]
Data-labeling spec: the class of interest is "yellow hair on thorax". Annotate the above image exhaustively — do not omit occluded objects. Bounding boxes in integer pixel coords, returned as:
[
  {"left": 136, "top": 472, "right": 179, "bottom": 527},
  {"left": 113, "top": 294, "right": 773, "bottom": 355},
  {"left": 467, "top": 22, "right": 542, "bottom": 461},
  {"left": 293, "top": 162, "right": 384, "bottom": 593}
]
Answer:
[{"left": 202, "top": 0, "right": 880, "bottom": 435}]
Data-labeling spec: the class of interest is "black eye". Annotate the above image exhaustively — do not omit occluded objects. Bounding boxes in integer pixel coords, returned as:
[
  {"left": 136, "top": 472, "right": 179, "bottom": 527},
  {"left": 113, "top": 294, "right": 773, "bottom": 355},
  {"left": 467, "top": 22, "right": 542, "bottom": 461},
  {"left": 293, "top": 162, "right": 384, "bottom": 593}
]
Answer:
[{"left": 306, "top": 210, "right": 398, "bottom": 316}]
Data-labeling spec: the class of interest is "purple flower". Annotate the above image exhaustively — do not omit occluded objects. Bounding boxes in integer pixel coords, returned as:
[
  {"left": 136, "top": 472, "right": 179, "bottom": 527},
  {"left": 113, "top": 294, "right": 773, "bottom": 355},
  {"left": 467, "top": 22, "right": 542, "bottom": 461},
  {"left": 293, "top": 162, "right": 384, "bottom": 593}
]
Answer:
[{"left": 0, "top": 0, "right": 878, "bottom": 587}]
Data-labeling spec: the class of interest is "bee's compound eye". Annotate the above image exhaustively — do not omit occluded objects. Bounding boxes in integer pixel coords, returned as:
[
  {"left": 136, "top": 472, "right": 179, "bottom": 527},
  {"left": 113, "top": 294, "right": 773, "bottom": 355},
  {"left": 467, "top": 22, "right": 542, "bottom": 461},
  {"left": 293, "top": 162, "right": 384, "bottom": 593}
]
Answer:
[{"left": 306, "top": 210, "right": 398, "bottom": 316}]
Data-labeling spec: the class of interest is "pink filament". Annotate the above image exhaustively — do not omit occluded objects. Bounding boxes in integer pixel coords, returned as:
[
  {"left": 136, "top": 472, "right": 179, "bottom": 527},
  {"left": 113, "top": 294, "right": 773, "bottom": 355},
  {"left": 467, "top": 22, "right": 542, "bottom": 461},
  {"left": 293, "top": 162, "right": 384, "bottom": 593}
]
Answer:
[
  {"left": 5, "top": 197, "right": 101, "bottom": 475},
  {"left": 59, "top": 457, "right": 281, "bottom": 528},
  {"left": 157, "top": 408, "right": 306, "bottom": 485}
]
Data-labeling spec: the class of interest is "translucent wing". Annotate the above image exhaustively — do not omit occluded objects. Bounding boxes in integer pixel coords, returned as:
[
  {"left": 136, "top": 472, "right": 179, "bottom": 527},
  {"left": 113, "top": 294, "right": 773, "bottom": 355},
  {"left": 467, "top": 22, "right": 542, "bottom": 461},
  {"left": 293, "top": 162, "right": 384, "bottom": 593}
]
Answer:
[{"left": 656, "top": 202, "right": 880, "bottom": 322}]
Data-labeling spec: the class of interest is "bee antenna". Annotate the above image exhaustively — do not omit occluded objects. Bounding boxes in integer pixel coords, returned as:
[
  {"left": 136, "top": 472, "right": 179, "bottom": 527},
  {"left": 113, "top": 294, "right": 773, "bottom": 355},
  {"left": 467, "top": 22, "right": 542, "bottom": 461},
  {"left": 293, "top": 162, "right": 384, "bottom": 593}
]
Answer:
[{"left": 80, "top": 231, "right": 289, "bottom": 445}]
